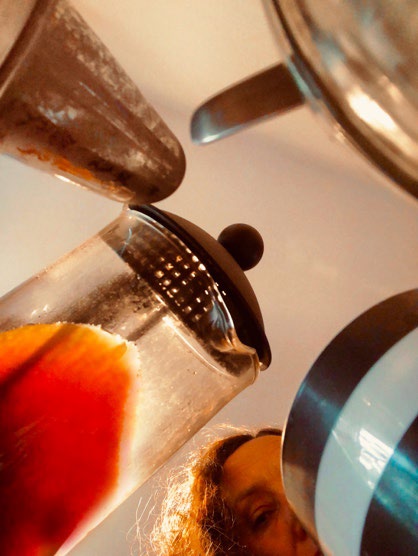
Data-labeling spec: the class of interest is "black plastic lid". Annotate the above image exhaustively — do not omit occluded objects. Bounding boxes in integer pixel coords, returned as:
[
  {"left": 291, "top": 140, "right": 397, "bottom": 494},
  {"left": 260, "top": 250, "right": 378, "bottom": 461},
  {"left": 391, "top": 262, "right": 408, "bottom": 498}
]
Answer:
[{"left": 132, "top": 204, "right": 271, "bottom": 369}]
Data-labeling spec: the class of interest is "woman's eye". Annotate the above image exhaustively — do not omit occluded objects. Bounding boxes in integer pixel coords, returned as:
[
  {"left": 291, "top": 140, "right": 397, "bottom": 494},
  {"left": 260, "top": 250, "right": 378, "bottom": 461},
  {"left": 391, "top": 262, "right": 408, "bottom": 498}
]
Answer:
[{"left": 251, "top": 509, "right": 274, "bottom": 530}]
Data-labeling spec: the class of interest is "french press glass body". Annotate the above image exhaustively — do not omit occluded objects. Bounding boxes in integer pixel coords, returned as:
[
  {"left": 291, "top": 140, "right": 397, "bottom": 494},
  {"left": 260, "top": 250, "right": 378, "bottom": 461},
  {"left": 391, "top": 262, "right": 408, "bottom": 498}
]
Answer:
[{"left": 0, "top": 204, "right": 270, "bottom": 555}]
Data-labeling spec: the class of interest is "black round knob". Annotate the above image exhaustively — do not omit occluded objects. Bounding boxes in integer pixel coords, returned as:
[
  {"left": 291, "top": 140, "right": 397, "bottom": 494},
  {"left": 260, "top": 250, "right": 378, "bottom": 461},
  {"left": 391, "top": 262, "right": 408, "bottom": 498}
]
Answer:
[{"left": 217, "top": 223, "right": 264, "bottom": 271}]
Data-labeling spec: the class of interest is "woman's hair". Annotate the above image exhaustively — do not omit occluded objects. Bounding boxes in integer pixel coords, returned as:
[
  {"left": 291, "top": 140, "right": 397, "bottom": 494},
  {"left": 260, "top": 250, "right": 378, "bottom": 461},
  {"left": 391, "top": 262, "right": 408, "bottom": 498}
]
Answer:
[{"left": 148, "top": 426, "right": 282, "bottom": 555}]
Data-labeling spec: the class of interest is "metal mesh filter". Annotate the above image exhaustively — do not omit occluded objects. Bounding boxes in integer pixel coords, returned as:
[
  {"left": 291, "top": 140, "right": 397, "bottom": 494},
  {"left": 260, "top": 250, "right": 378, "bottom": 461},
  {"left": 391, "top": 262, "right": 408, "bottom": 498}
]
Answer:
[{"left": 104, "top": 210, "right": 233, "bottom": 347}]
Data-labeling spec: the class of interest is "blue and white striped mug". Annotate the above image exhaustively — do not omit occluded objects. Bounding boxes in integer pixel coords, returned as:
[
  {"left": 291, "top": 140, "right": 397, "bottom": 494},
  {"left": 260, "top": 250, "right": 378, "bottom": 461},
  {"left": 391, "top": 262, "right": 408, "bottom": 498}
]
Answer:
[{"left": 282, "top": 289, "right": 417, "bottom": 556}]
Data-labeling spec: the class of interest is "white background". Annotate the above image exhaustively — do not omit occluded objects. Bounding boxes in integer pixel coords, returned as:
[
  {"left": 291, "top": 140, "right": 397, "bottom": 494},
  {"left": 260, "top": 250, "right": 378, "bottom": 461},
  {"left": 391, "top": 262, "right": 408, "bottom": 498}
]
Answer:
[{"left": 1, "top": 1, "right": 417, "bottom": 554}]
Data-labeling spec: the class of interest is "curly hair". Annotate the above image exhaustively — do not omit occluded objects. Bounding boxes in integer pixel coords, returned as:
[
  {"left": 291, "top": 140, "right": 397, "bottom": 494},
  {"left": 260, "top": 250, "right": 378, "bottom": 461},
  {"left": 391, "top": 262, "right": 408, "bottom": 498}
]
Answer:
[{"left": 147, "top": 427, "right": 282, "bottom": 555}]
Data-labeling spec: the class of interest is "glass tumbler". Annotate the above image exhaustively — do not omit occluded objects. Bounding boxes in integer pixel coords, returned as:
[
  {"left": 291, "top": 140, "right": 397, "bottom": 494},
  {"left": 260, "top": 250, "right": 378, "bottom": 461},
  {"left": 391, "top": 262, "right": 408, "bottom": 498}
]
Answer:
[
  {"left": 0, "top": 204, "right": 270, "bottom": 556},
  {"left": 0, "top": 0, "right": 185, "bottom": 203}
]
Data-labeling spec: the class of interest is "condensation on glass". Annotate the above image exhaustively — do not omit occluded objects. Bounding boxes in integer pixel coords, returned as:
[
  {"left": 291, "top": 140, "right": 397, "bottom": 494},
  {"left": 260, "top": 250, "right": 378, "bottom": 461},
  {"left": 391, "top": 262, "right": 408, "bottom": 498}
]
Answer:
[{"left": 0, "top": 0, "right": 185, "bottom": 203}]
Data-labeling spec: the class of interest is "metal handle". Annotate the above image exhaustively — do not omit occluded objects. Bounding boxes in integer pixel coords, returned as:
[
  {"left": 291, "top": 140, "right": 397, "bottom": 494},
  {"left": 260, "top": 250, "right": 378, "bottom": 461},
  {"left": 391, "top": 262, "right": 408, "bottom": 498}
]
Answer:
[{"left": 191, "top": 63, "right": 304, "bottom": 144}]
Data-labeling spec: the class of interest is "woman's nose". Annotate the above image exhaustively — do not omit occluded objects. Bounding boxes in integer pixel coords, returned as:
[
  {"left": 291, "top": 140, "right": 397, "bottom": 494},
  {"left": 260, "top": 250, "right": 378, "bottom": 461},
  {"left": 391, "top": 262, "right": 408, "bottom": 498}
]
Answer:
[{"left": 291, "top": 515, "right": 308, "bottom": 543}]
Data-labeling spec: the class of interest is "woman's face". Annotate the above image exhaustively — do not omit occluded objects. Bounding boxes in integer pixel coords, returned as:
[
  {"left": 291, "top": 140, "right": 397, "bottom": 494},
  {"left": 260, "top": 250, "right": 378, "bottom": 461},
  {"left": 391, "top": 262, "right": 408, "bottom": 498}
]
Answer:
[{"left": 221, "top": 435, "right": 322, "bottom": 556}]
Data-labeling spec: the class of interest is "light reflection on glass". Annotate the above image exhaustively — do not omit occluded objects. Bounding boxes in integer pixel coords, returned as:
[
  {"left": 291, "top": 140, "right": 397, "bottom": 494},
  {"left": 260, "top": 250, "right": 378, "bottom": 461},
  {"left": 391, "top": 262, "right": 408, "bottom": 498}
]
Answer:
[
  {"left": 348, "top": 89, "right": 397, "bottom": 132},
  {"left": 358, "top": 427, "right": 393, "bottom": 483},
  {"left": 30, "top": 304, "right": 50, "bottom": 318},
  {"left": 54, "top": 174, "right": 79, "bottom": 187},
  {"left": 347, "top": 88, "right": 417, "bottom": 158}
]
